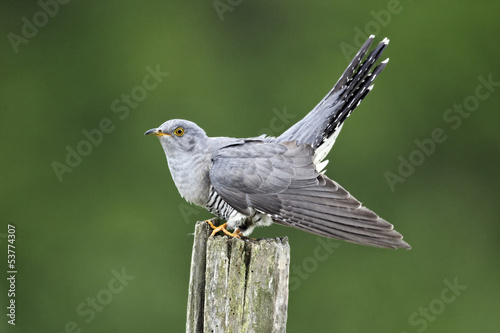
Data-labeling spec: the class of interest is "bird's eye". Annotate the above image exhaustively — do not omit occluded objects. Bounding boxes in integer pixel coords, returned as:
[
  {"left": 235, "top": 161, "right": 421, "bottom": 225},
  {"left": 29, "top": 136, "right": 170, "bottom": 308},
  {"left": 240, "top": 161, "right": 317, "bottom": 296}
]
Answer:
[{"left": 174, "top": 127, "right": 185, "bottom": 136}]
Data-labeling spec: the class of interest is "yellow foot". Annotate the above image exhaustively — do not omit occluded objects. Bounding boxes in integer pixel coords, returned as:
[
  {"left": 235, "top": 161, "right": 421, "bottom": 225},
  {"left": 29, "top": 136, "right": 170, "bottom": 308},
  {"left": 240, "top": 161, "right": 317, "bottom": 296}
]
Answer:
[{"left": 205, "top": 220, "right": 241, "bottom": 238}]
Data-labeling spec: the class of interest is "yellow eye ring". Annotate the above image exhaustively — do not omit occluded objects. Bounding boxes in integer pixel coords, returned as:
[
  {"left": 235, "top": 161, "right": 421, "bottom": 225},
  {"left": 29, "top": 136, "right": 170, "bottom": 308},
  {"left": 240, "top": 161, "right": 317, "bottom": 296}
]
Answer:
[{"left": 174, "top": 127, "right": 185, "bottom": 136}]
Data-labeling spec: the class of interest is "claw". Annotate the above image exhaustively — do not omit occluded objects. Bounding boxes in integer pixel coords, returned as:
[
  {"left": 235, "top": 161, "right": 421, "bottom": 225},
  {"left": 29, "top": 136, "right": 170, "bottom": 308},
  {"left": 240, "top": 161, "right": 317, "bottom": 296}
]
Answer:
[{"left": 206, "top": 220, "right": 241, "bottom": 238}]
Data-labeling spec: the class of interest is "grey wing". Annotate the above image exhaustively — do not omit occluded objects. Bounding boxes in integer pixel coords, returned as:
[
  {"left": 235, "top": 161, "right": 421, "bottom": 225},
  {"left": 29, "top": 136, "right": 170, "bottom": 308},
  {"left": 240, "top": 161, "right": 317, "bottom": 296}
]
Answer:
[
  {"left": 209, "top": 141, "right": 410, "bottom": 249},
  {"left": 278, "top": 35, "right": 389, "bottom": 150}
]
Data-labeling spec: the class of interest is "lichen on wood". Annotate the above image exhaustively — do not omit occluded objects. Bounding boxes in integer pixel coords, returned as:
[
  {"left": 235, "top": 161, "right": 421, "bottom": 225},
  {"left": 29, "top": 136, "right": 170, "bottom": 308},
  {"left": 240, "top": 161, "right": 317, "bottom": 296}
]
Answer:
[{"left": 186, "top": 219, "right": 290, "bottom": 333}]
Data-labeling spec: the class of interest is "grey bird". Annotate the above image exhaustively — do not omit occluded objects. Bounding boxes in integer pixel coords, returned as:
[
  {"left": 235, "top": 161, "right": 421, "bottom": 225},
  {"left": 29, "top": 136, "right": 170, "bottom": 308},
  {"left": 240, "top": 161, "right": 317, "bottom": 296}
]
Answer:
[{"left": 145, "top": 35, "right": 410, "bottom": 249}]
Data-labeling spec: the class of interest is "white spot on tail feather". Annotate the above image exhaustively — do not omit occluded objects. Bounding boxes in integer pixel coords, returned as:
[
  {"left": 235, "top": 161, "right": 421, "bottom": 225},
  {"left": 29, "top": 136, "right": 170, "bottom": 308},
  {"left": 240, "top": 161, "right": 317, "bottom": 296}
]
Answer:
[
  {"left": 316, "top": 160, "right": 329, "bottom": 174},
  {"left": 313, "top": 123, "right": 344, "bottom": 172}
]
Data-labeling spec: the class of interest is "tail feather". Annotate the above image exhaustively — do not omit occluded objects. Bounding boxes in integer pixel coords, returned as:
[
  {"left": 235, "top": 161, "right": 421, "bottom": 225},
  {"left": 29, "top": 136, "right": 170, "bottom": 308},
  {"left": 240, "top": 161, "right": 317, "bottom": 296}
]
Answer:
[
  {"left": 315, "top": 36, "right": 377, "bottom": 107},
  {"left": 277, "top": 36, "right": 389, "bottom": 161}
]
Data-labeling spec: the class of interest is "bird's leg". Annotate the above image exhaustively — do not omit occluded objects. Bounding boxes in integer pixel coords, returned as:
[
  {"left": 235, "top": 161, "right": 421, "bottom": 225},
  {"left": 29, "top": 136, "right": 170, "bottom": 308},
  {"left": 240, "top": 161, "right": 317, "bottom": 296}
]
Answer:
[
  {"left": 205, "top": 220, "right": 219, "bottom": 234},
  {"left": 220, "top": 227, "right": 242, "bottom": 238},
  {"left": 205, "top": 220, "right": 241, "bottom": 239}
]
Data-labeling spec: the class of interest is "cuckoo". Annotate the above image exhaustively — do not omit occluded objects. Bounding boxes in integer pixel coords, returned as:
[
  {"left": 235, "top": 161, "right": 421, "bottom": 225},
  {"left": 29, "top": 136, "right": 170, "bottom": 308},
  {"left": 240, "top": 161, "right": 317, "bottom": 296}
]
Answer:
[{"left": 145, "top": 36, "right": 410, "bottom": 249}]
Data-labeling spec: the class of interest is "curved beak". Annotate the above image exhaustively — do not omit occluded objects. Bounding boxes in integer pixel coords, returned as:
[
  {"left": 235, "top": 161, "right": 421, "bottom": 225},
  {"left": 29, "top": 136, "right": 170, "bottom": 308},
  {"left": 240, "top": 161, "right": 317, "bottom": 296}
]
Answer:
[
  {"left": 144, "top": 128, "right": 171, "bottom": 137},
  {"left": 144, "top": 128, "right": 158, "bottom": 136}
]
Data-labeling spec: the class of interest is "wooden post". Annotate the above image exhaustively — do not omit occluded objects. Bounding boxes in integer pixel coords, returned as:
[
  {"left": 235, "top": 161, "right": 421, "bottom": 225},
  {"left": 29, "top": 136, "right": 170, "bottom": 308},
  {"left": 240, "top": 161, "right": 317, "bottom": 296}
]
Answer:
[{"left": 186, "top": 219, "right": 290, "bottom": 333}]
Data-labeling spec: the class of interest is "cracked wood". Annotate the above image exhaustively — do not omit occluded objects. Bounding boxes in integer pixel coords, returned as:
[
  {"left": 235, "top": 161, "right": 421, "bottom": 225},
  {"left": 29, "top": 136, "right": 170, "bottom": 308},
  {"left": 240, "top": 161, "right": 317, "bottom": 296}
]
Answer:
[{"left": 186, "top": 219, "right": 290, "bottom": 333}]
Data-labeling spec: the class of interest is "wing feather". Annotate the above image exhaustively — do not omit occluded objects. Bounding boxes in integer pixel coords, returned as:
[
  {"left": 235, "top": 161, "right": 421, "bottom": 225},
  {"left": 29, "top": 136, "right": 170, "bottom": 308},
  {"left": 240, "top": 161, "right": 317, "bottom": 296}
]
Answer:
[{"left": 209, "top": 140, "right": 410, "bottom": 249}]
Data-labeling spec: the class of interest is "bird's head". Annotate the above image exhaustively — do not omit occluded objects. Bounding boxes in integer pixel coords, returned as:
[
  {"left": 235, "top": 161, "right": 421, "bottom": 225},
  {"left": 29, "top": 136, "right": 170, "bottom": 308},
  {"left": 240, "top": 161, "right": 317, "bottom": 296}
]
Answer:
[{"left": 144, "top": 119, "right": 208, "bottom": 154}]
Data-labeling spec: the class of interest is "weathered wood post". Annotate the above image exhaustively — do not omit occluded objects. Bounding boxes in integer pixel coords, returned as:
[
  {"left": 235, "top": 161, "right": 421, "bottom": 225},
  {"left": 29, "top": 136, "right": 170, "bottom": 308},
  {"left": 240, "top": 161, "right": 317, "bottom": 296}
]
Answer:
[{"left": 186, "top": 219, "right": 290, "bottom": 333}]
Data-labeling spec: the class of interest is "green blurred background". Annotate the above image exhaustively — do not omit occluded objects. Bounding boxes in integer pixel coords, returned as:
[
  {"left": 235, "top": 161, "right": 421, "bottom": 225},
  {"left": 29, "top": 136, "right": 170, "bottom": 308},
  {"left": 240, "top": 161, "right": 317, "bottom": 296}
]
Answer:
[{"left": 1, "top": 0, "right": 499, "bottom": 332}]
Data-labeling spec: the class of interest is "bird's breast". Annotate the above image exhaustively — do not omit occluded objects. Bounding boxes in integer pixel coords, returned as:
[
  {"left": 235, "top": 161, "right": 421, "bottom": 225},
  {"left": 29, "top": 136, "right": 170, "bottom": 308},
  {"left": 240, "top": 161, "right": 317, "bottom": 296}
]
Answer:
[{"left": 166, "top": 151, "right": 211, "bottom": 206}]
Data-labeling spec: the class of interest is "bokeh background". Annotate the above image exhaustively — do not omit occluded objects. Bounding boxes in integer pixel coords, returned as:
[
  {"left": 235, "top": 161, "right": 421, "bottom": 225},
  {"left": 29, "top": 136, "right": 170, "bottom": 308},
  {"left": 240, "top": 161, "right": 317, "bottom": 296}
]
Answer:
[{"left": 1, "top": 0, "right": 499, "bottom": 332}]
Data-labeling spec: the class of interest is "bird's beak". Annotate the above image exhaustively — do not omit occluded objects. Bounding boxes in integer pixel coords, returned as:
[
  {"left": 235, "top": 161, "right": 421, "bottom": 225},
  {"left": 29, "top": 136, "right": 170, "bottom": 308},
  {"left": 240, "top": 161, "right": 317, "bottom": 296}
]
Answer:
[{"left": 144, "top": 128, "right": 171, "bottom": 137}]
